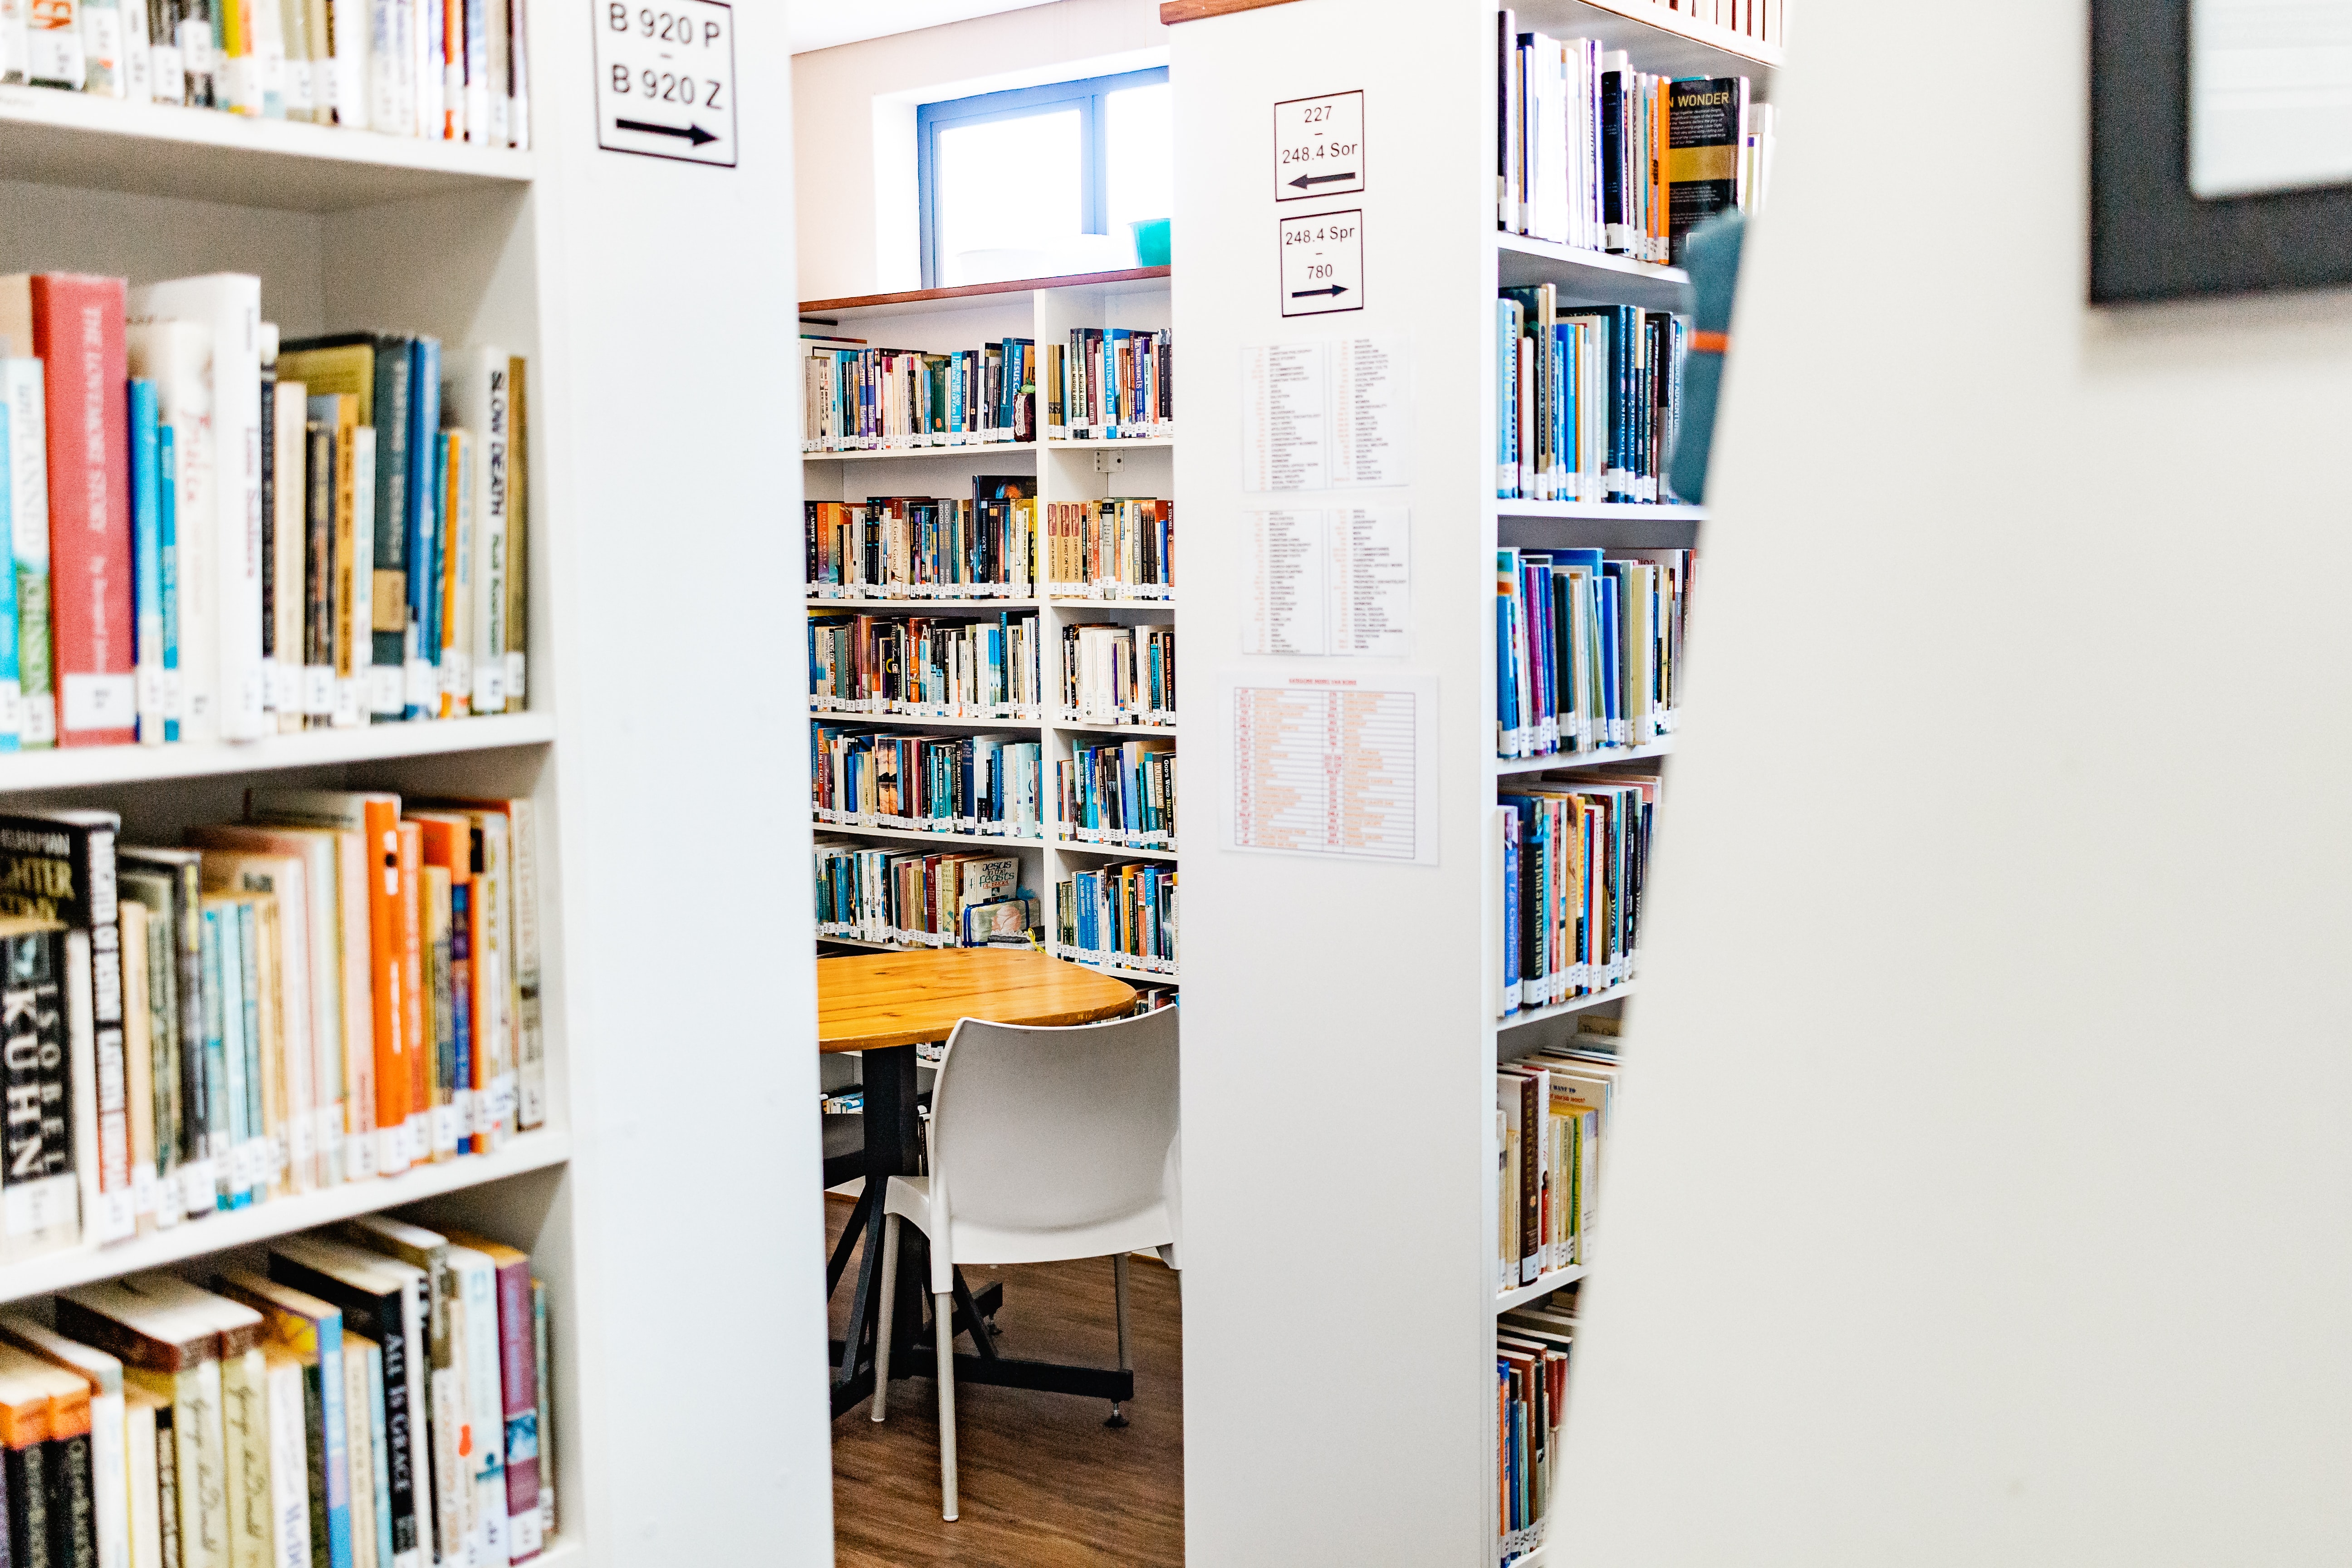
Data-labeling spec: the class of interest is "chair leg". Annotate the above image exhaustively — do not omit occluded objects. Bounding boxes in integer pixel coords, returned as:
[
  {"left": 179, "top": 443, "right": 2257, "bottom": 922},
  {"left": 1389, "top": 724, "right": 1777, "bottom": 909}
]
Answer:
[
  {"left": 1107, "top": 1253, "right": 1132, "bottom": 1428},
  {"left": 935, "top": 1289, "right": 960, "bottom": 1520},
  {"left": 870, "top": 1215, "right": 900, "bottom": 1421}
]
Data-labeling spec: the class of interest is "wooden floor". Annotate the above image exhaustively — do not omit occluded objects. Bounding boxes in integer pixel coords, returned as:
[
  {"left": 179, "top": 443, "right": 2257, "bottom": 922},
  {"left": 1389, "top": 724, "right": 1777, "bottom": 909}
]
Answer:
[{"left": 827, "top": 1193, "right": 1185, "bottom": 1567}]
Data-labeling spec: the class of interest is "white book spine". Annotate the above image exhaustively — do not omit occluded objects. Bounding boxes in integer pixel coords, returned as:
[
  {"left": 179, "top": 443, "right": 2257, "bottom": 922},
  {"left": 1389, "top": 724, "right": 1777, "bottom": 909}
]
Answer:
[
  {"left": 453, "top": 348, "right": 509, "bottom": 713},
  {"left": 266, "top": 1360, "right": 312, "bottom": 1568},
  {"left": 90, "top": 1387, "right": 128, "bottom": 1568},
  {"left": 127, "top": 1393, "right": 161, "bottom": 1568}
]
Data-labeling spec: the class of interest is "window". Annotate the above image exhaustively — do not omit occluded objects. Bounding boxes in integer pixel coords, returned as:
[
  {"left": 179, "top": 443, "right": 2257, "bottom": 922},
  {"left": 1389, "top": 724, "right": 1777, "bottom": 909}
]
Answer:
[{"left": 918, "top": 66, "right": 1173, "bottom": 289}]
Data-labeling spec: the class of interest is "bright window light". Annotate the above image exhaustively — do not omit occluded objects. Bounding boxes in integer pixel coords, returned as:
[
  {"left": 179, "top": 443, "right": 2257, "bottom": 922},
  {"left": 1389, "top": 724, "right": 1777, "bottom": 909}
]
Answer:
[
  {"left": 936, "top": 109, "right": 1084, "bottom": 286},
  {"left": 1106, "top": 82, "right": 1174, "bottom": 231}
]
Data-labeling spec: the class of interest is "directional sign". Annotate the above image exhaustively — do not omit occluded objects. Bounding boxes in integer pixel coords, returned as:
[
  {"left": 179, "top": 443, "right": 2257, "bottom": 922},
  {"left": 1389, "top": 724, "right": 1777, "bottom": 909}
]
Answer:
[
  {"left": 1279, "top": 210, "right": 1364, "bottom": 317},
  {"left": 1274, "top": 89, "right": 1365, "bottom": 201},
  {"left": 596, "top": 0, "right": 738, "bottom": 167}
]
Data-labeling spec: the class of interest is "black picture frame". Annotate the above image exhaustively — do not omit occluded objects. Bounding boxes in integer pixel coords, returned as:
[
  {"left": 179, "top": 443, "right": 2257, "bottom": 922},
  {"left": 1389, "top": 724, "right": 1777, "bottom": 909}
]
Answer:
[{"left": 2090, "top": 0, "right": 2352, "bottom": 303}]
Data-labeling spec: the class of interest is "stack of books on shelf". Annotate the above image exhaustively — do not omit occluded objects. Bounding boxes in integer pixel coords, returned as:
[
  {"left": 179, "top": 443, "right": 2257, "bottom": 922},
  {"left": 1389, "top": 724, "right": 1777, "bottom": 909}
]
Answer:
[
  {"left": 1497, "top": 20, "right": 1771, "bottom": 260},
  {"left": 1057, "top": 736, "right": 1175, "bottom": 851},
  {"left": 805, "top": 481, "right": 1037, "bottom": 600},
  {"left": 0, "top": 791, "right": 544, "bottom": 1255},
  {"left": 1042, "top": 498, "right": 1173, "bottom": 599},
  {"left": 1653, "top": 0, "right": 1780, "bottom": 46},
  {"left": 809, "top": 725, "right": 1044, "bottom": 840},
  {"left": 811, "top": 843, "right": 1041, "bottom": 950},
  {"left": 1496, "top": 284, "right": 1686, "bottom": 504},
  {"left": 1496, "top": 547, "right": 1692, "bottom": 759},
  {"left": 1054, "top": 861, "right": 1175, "bottom": 978},
  {"left": 1041, "top": 327, "right": 1174, "bottom": 441},
  {"left": 1498, "top": 774, "right": 1655, "bottom": 1015},
  {"left": 806, "top": 611, "right": 1043, "bottom": 720},
  {"left": 1496, "top": 1289, "right": 1578, "bottom": 1563},
  {"left": 0, "top": 273, "right": 529, "bottom": 753},
  {"left": 1496, "top": 1040, "right": 1616, "bottom": 1292},
  {"left": 0, "top": 0, "right": 531, "bottom": 144},
  {"left": 9, "top": 1215, "right": 555, "bottom": 1568},
  {"left": 1060, "top": 621, "right": 1174, "bottom": 728},
  {"left": 800, "top": 337, "right": 1037, "bottom": 453}
]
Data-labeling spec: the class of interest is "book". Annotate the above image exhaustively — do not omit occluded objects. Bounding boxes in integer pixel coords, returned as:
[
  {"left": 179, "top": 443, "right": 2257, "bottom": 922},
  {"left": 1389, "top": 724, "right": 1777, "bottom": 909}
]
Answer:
[
  {"left": 801, "top": 338, "right": 1041, "bottom": 454},
  {"left": 211, "top": 1272, "right": 350, "bottom": 1568},
  {"left": 0, "top": 347, "right": 51, "bottom": 748},
  {"left": 130, "top": 377, "right": 167, "bottom": 744},
  {"left": 9, "top": 0, "right": 527, "bottom": 142},
  {"left": 501, "top": 355, "right": 525, "bottom": 712},
  {"left": 19, "top": 274, "right": 136, "bottom": 746},
  {"left": 1058, "top": 622, "right": 1175, "bottom": 727},
  {"left": 1041, "top": 498, "right": 1174, "bottom": 601},
  {"left": 127, "top": 275, "right": 266, "bottom": 744},
  {"left": 439, "top": 347, "right": 507, "bottom": 716},
  {"left": 118, "top": 848, "right": 206, "bottom": 1221},
  {"left": 1495, "top": 776, "right": 1656, "bottom": 1017},
  {"left": 123, "top": 317, "right": 210, "bottom": 744},
  {"left": 1494, "top": 547, "right": 1692, "bottom": 758},
  {"left": 1664, "top": 76, "right": 1751, "bottom": 264},
  {"left": 437, "top": 1232, "right": 535, "bottom": 1562},
  {"left": 1054, "top": 862, "right": 1176, "bottom": 978},
  {"left": 0, "top": 1314, "right": 129, "bottom": 1568},
  {"left": 1054, "top": 736, "right": 1176, "bottom": 851},
  {"left": 0, "top": 914, "right": 74, "bottom": 1261},
  {"left": 809, "top": 728, "right": 1044, "bottom": 841},
  {"left": 806, "top": 610, "right": 1041, "bottom": 720}
]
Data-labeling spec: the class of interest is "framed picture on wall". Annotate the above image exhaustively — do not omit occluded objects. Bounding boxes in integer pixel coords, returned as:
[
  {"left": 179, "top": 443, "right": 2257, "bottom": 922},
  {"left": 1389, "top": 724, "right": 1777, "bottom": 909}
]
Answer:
[{"left": 2091, "top": 0, "right": 2352, "bottom": 302}]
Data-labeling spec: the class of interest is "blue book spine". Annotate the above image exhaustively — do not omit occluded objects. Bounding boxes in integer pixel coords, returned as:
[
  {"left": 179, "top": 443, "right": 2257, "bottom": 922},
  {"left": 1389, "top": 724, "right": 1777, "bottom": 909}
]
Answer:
[
  {"left": 1598, "top": 573, "right": 1621, "bottom": 743},
  {"left": 364, "top": 1344, "right": 393, "bottom": 1568},
  {"left": 129, "top": 379, "right": 162, "bottom": 745},
  {"left": 160, "top": 426, "right": 180, "bottom": 743},
  {"left": 236, "top": 902, "right": 262, "bottom": 1202},
  {"left": 450, "top": 882, "right": 472, "bottom": 1149},
  {"left": 406, "top": 338, "right": 442, "bottom": 719},
  {"left": 315, "top": 1311, "right": 353, "bottom": 1568},
  {"left": 1495, "top": 554, "right": 1515, "bottom": 755},
  {"left": 0, "top": 402, "right": 16, "bottom": 754},
  {"left": 200, "top": 906, "right": 232, "bottom": 1210}
]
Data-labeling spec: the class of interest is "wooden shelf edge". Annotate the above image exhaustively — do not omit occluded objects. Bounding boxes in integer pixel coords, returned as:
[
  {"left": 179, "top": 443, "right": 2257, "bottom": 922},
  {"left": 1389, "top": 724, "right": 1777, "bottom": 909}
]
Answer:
[
  {"left": 801, "top": 266, "right": 1171, "bottom": 318},
  {"left": 1159, "top": 0, "right": 1300, "bottom": 21},
  {"left": 0, "top": 1132, "right": 572, "bottom": 1306}
]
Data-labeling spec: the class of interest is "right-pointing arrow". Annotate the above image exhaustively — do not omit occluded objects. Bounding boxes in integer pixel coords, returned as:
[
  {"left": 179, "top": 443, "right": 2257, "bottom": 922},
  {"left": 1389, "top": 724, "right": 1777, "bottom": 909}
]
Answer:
[
  {"left": 617, "top": 116, "right": 719, "bottom": 147},
  {"left": 1290, "top": 284, "right": 1349, "bottom": 299}
]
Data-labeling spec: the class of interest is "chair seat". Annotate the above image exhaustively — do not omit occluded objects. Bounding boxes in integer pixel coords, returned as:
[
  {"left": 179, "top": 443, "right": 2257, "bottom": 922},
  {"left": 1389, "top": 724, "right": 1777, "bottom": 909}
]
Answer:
[{"left": 883, "top": 1174, "right": 1175, "bottom": 1277}]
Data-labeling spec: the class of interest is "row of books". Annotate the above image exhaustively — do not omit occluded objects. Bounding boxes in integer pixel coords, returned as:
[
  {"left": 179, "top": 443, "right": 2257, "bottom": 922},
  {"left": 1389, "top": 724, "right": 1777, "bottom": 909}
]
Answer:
[
  {"left": 1648, "top": 0, "right": 1779, "bottom": 44},
  {"left": 1497, "top": 1039, "right": 1616, "bottom": 1289},
  {"left": 1496, "top": 548, "right": 1692, "bottom": 759},
  {"left": 804, "top": 494, "right": 1176, "bottom": 601},
  {"left": 1054, "top": 861, "right": 1176, "bottom": 978},
  {"left": 0, "top": 791, "right": 543, "bottom": 1258},
  {"left": 1, "top": 273, "right": 527, "bottom": 751},
  {"left": 1499, "top": 20, "right": 1771, "bottom": 262},
  {"left": 810, "top": 725, "right": 1047, "bottom": 840},
  {"left": 808, "top": 611, "right": 1044, "bottom": 722},
  {"left": 802, "top": 338, "right": 1038, "bottom": 451},
  {"left": 1040, "top": 328, "right": 1173, "bottom": 441},
  {"left": 805, "top": 612, "right": 1176, "bottom": 730},
  {"left": 799, "top": 331, "right": 1176, "bottom": 455},
  {"left": 810, "top": 841, "right": 1041, "bottom": 949},
  {"left": 806, "top": 487, "right": 1035, "bottom": 601},
  {"left": 1057, "top": 737, "right": 1176, "bottom": 851},
  {"left": 10, "top": 1218, "right": 554, "bottom": 1568},
  {"left": 1498, "top": 776, "right": 1655, "bottom": 1016},
  {"left": 1497, "top": 1293, "right": 1576, "bottom": 1557},
  {"left": 1496, "top": 288, "right": 1685, "bottom": 505},
  {"left": 0, "top": 0, "right": 531, "bottom": 145}
]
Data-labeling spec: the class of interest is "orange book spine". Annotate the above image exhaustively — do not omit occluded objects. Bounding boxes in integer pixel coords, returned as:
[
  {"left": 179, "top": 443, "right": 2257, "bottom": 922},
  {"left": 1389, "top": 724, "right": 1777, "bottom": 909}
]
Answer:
[
  {"left": 365, "top": 799, "right": 410, "bottom": 1173},
  {"left": 398, "top": 822, "right": 430, "bottom": 1161}
]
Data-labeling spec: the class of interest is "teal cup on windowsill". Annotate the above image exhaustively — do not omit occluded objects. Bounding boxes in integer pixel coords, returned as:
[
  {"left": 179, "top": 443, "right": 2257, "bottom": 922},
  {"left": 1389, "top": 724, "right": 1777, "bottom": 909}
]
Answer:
[{"left": 1131, "top": 219, "right": 1172, "bottom": 268}]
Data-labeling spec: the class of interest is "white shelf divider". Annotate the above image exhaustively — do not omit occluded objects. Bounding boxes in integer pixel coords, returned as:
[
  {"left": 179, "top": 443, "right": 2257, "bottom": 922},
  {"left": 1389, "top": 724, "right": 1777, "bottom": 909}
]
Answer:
[
  {"left": 0, "top": 712, "right": 555, "bottom": 794},
  {"left": 1496, "top": 1265, "right": 1588, "bottom": 1315}
]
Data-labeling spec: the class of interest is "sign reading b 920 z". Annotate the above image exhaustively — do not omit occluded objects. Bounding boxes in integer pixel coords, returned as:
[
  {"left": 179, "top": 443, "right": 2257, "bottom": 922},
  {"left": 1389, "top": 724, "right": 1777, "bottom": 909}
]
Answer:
[{"left": 595, "top": 0, "right": 738, "bottom": 167}]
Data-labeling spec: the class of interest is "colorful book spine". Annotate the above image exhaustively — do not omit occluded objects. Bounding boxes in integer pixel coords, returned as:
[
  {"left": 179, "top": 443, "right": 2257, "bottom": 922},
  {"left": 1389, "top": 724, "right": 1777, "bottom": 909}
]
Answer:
[
  {"left": 0, "top": 356, "right": 49, "bottom": 749},
  {"left": 29, "top": 274, "right": 136, "bottom": 746},
  {"left": 0, "top": 397, "right": 19, "bottom": 753},
  {"left": 130, "top": 377, "right": 165, "bottom": 746}
]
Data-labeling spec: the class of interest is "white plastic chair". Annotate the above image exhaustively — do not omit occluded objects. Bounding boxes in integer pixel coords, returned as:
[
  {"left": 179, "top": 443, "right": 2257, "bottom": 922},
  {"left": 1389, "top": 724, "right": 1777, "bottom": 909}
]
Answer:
[{"left": 868, "top": 1006, "right": 1181, "bottom": 1521}]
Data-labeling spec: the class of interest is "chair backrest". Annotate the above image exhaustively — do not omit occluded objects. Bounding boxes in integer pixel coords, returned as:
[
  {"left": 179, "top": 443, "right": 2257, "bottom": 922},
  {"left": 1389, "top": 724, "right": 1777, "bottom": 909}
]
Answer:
[{"left": 929, "top": 1006, "right": 1179, "bottom": 1239}]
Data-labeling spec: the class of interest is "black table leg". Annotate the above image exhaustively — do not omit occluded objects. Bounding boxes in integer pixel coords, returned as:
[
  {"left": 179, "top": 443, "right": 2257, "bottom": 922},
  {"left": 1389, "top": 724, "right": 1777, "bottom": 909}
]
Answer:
[{"left": 831, "top": 1043, "right": 921, "bottom": 1418}]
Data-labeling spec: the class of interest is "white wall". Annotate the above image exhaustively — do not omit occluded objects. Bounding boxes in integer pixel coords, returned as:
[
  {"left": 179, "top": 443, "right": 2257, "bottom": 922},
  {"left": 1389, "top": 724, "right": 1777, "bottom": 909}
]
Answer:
[
  {"left": 532, "top": 0, "right": 833, "bottom": 1561},
  {"left": 791, "top": 0, "right": 1168, "bottom": 300},
  {"left": 1554, "top": 0, "right": 2352, "bottom": 1562}
]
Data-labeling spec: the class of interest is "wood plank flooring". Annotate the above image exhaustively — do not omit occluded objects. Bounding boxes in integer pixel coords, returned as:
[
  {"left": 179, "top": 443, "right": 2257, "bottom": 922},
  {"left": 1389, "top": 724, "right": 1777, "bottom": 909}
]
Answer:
[{"left": 827, "top": 1193, "right": 1185, "bottom": 1567}]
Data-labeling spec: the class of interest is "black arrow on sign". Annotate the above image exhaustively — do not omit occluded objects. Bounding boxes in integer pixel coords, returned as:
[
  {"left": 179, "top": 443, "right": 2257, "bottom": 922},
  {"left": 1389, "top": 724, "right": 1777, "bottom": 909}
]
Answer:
[
  {"left": 1289, "top": 172, "right": 1355, "bottom": 189},
  {"left": 617, "top": 116, "right": 718, "bottom": 146},
  {"left": 1290, "top": 284, "right": 1349, "bottom": 298}
]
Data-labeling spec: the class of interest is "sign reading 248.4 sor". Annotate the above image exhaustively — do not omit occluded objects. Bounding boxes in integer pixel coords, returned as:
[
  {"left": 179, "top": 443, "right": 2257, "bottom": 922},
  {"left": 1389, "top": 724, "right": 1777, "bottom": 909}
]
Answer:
[{"left": 595, "top": 0, "right": 738, "bottom": 167}]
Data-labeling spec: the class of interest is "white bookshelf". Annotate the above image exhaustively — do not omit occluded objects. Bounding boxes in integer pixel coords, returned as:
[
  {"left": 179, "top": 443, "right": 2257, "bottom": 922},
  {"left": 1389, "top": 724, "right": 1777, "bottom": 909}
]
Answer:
[
  {"left": 802, "top": 269, "right": 1182, "bottom": 993},
  {"left": 0, "top": 6, "right": 823, "bottom": 1558},
  {"left": 1170, "top": 0, "right": 1767, "bottom": 1561}
]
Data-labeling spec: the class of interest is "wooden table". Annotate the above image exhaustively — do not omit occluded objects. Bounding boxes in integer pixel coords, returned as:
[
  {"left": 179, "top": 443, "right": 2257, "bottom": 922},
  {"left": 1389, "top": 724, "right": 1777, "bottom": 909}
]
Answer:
[{"left": 819, "top": 949, "right": 1135, "bottom": 1420}]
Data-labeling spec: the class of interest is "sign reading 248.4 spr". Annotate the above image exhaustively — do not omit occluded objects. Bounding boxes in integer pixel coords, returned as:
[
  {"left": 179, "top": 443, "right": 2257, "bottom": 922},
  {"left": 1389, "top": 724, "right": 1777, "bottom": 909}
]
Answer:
[
  {"left": 596, "top": 0, "right": 737, "bottom": 167},
  {"left": 1279, "top": 210, "right": 1364, "bottom": 317}
]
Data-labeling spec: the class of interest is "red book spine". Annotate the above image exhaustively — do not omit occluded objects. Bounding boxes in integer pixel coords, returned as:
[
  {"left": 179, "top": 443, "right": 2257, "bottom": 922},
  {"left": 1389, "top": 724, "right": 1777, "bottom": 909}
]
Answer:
[
  {"left": 29, "top": 274, "right": 135, "bottom": 747},
  {"left": 493, "top": 1256, "right": 541, "bottom": 1549}
]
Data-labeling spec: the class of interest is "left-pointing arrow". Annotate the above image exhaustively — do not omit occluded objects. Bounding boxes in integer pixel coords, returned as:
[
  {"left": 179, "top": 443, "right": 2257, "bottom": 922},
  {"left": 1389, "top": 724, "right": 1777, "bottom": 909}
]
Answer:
[
  {"left": 1289, "top": 172, "right": 1356, "bottom": 189},
  {"left": 616, "top": 116, "right": 718, "bottom": 147}
]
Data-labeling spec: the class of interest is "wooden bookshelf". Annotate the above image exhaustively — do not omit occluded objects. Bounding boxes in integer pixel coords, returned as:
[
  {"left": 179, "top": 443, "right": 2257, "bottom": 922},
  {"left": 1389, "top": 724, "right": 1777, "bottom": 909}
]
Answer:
[{"left": 803, "top": 272, "right": 1182, "bottom": 991}]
